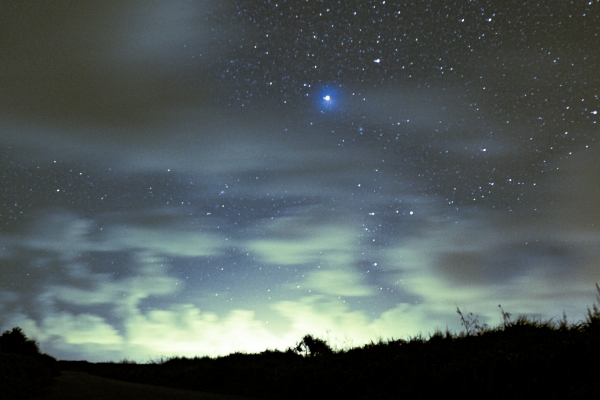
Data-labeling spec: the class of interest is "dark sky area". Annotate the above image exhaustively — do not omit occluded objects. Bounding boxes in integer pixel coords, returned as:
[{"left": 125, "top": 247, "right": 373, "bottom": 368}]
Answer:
[{"left": 1, "top": 0, "right": 599, "bottom": 361}]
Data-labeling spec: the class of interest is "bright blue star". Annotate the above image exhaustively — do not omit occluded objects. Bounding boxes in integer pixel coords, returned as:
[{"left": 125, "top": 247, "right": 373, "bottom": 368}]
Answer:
[{"left": 316, "top": 86, "right": 341, "bottom": 112}]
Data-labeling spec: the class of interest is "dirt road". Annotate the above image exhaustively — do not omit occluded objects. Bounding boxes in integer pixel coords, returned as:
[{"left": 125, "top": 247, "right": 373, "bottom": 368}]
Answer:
[{"left": 38, "top": 371, "right": 261, "bottom": 400}]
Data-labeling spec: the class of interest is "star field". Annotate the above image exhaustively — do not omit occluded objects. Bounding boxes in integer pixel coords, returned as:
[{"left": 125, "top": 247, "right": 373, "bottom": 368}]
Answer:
[{"left": 0, "top": 0, "right": 598, "bottom": 361}]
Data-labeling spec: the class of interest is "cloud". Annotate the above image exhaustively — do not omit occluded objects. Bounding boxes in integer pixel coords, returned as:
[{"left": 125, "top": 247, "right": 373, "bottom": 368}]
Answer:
[
  {"left": 345, "top": 84, "right": 496, "bottom": 142},
  {"left": 43, "top": 313, "right": 124, "bottom": 346},
  {"left": 272, "top": 297, "right": 372, "bottom": 343},
  {"left": 125, "top": 305, "right": 276, "bottom": 357},
  {"left": 3, "top": 210, "right": 227, "bottom": 259},
  {"left": 106, "top": 0, "right": 217, "bottom": 65},
  {"left": 5, "top": 213, "right": 96, "bottom": 257},
  {"left": 380, "top": 188, "right": 600, "bottom": 326},
  {"left": 106, "top": 226, "right": 226, "bottom": 258},
  {"left": 48, "top": 272, "right": 179, "bottom": 309},
  {"left": 346, "top": 85, "right": 460, "bottom": 130},
  {"left": 0, "top": 0, "right": 226, "bottom": 127},
  {"left": 544, "top": 147, "right": 600, "bottom": 233},
  {"left": 305, "top": 270, "right": 374, "bottom": 297},
  {"left": 245, "top": 210, "right": 359, "bottom": 267},
  {"left": 271, "top": 296, "right": 450, "bottom": 348},
  {"left": 6, "top": 259, "right": 599, "bottom": 363},
  {"left": 2, "top": 281, "right": 451, "bottom": 361}
]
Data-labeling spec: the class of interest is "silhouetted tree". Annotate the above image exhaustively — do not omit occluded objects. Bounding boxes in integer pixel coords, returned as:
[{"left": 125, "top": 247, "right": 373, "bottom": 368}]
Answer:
[
  {"left": 0, "top": 327, "right": 40, "bottom": 356},
  {"left": 294, "top": 334, "right": 333, "bottom": 357}
]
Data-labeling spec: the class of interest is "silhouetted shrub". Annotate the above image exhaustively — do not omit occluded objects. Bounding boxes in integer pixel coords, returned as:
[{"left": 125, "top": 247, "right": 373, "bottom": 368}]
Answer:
[
  {"left": 294, "top": 334, "right": 334, "bottom": 357},
  {"left": 0, "top": 327, "right": 40, "bottom": 356},
  {"left": 0, "top": 327, "right": 59, "bottom": 400}
]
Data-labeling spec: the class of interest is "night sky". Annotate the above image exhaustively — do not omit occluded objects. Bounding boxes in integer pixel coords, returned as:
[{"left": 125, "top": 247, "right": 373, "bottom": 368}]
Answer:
[{"left": 1, "top": 0, "right": 599, "bottom": 362}]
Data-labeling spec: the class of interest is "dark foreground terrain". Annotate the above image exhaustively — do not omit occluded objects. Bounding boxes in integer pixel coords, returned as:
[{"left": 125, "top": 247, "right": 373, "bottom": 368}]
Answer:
[
  {"left": 37, "top": 371, "right": 259, "bottom": 400},
  {"left": 4, "top": 285, "right": 600, "bottom": 399}
]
